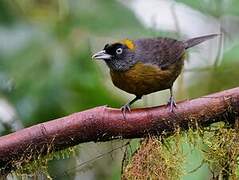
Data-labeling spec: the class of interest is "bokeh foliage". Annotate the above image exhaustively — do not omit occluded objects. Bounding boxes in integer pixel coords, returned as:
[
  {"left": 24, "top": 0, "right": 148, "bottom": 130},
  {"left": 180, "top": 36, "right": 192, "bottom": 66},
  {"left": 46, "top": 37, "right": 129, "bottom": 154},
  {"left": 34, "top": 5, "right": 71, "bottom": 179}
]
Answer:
[{"left": 0, "top": 0, "right": 146, "bottom": 127}]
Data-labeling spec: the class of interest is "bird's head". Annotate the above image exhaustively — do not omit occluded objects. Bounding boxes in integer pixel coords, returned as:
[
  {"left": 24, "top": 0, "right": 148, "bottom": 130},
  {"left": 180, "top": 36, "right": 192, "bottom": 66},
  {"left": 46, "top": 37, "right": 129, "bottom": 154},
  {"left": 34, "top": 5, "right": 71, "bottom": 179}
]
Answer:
[{"left": 92, "top": 39, "right": 137, "bottom": 71}]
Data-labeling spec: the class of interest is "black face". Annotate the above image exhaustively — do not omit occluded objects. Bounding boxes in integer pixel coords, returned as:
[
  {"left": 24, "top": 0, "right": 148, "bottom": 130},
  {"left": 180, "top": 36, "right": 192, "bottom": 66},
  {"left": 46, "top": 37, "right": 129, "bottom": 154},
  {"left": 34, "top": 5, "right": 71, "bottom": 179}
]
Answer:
[
  {"left": 103, "top": 43, "right": 126, "bottom": 59},
  {"left": 92, "top": 42, "right": 136, "bottom": 71}
]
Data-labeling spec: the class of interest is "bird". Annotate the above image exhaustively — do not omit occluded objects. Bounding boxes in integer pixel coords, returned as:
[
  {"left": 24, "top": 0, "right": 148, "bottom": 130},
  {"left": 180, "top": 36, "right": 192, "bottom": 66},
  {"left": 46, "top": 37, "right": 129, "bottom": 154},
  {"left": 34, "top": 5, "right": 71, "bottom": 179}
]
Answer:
[{"left": 92, "top": 34, "right": 218, "bottom": 114}]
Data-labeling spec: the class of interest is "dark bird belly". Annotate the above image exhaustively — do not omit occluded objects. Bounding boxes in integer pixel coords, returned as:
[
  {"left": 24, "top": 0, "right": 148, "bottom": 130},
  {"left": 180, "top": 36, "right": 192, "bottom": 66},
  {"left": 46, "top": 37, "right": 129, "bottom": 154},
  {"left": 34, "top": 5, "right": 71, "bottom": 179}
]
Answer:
[{"left": 110, "top": 60, "right": 184, "bottom": 96}]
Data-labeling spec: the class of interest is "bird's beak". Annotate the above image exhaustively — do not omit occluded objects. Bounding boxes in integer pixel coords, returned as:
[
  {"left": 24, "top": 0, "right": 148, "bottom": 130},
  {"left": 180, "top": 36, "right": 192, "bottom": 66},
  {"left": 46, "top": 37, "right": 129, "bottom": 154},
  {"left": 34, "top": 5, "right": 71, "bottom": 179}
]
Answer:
[{"left": 92, "top": 50, "right": 112, "bottom": 60}]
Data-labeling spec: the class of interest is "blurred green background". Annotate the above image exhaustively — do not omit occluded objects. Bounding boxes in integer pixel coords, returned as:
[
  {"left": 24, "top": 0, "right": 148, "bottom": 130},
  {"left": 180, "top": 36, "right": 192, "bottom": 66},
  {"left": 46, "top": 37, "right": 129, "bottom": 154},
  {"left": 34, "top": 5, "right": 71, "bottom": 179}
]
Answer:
[{"left": 1, "top": 0, "right": 239, "bottom": 179}]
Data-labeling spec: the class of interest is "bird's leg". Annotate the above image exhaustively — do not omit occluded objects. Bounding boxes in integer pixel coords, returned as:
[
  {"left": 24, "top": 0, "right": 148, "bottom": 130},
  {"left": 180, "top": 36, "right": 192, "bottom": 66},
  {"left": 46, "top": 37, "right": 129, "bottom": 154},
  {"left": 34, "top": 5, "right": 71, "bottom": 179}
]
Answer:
[
  {"left": 121, "top": 95, "right": 142, "bottom": 117},
  {"left": 167, "top": 87, "right": 177, "bottom": 112}
]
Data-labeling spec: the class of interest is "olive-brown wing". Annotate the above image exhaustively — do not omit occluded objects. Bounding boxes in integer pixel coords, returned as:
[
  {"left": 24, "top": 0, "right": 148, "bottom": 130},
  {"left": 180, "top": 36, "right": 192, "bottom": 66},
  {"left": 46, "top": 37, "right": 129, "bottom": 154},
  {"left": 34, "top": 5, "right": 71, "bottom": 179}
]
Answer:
[{"left": 135, "top": 37, "right": 186, "bottom": 69}]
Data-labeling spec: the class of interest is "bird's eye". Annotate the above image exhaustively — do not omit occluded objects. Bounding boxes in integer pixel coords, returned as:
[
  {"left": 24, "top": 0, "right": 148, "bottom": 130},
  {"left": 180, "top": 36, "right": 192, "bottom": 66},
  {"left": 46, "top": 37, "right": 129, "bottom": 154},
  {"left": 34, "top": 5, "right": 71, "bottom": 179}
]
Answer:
[{"left": 116, "top": 48, "right": 123, "bottom": 55}]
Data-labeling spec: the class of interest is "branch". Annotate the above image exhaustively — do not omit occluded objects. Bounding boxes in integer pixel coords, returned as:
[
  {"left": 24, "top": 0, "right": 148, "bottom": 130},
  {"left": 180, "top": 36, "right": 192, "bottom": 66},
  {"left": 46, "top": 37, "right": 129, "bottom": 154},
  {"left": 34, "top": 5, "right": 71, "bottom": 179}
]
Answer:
[{"left": 1, "top": 87, "right": 239, "bottom": 174}]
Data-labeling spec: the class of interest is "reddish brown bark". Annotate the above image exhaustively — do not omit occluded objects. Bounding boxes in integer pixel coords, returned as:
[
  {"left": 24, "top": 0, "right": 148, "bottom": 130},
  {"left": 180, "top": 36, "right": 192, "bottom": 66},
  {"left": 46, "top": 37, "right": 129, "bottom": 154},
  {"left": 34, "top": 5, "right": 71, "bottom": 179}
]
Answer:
[{"left": 0, "top": 87, "right": 239, "bottom": 174}]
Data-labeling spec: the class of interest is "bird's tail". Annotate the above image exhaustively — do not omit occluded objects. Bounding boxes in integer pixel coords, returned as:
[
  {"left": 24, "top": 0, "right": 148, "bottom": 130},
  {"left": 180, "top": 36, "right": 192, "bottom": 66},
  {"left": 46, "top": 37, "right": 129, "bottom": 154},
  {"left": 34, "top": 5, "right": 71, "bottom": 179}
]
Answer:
[{"left": 183, "top": 34, "right": 219, "bottom": 49}]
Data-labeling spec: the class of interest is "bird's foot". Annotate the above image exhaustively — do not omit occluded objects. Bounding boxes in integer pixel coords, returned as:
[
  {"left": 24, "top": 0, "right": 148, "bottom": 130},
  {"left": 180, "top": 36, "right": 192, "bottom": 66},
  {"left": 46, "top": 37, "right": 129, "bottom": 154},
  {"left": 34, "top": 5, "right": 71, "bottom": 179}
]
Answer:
[
  {"left": 167, "top": 97, "right": 177, "bottom": 112},
  {"left": 120, "top": 104, "right": 131, "bottom": 119}
]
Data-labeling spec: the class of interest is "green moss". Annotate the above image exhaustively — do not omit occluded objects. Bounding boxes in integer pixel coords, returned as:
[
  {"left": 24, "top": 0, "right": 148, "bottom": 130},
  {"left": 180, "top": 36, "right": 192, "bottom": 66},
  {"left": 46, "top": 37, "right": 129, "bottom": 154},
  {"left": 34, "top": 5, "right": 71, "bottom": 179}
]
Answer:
[
  {"left": 184, "top": 124, "right": 239, "bottom": 179},
  {"left": 122, "top": 121, "right": 239, "bottom": 179},
  {"left": 13, "top": 146, "right": 78, "bottom": 179},
  {"left": 201, "top": 127, "right": 239, "bottom": 179}
]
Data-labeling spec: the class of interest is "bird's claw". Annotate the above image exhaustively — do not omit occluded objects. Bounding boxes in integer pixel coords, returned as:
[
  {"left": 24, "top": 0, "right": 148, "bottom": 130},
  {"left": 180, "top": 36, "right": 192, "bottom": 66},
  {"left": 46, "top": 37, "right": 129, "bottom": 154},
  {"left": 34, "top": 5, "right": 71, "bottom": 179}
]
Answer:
[
  {"left": 120, "top": 104, "right": 131, "bottom": 119},
  {"left": 167, "top": 97, "right": 177, "bottom": 112}
]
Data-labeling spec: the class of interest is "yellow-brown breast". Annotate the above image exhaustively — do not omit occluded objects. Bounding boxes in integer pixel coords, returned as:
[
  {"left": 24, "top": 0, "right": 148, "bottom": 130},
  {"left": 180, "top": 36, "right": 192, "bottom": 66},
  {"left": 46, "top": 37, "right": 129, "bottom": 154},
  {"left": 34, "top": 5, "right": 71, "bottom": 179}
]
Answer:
[{"left": 110, "top": 60, "right": 184, "bottom": 96}]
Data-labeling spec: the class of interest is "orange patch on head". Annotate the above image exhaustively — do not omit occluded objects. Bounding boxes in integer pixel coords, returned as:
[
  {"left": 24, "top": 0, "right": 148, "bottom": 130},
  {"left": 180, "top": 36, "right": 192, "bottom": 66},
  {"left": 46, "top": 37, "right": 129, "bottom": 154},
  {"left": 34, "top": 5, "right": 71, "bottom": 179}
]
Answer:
[{"left": 121, "top": 39, "right": 135, "bottom": 50}]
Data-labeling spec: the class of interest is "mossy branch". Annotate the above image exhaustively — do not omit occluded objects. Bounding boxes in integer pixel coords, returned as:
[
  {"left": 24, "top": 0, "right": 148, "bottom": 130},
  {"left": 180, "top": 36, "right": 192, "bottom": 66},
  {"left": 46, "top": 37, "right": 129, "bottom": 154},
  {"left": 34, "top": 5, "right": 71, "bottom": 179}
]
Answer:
[{"left": 1, "top": 87, "right": 239, "bottom": 175}]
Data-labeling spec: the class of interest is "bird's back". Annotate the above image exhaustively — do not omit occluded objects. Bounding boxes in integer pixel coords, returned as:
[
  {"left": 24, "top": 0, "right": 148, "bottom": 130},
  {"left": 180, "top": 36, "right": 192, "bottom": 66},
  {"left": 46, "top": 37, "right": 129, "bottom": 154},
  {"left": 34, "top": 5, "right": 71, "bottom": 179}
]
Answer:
[{"left": 134, "top": 37, "right": 186, "bottom": 69}]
